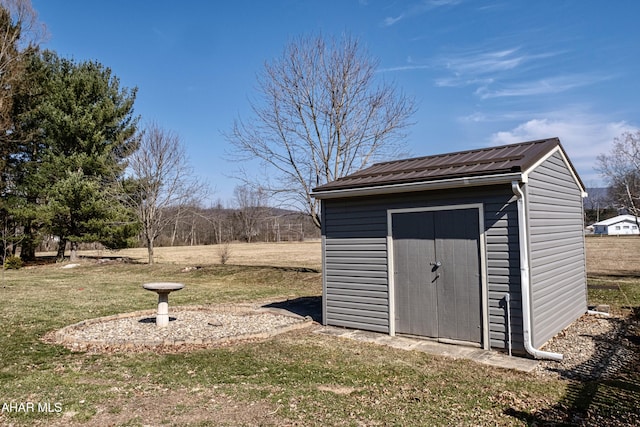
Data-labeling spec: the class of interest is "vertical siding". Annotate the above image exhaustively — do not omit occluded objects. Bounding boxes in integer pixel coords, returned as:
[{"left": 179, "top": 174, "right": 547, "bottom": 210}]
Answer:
[
  {"left": 527, "top": 151, "right": 587, "bottom": 348},
  {"left": 322, "top": 188, "right": 524, "bottom": 351}
]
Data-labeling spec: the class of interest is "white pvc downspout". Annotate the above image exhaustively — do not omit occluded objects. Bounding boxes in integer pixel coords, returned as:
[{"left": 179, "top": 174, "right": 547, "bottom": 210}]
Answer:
[{"left": 511, "top": 181, "right": 564, "bottom": 361}]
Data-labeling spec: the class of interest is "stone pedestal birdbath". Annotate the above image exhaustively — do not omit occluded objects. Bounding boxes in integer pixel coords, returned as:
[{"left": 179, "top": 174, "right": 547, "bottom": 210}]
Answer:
[{"left": 142, "top": 282, "right": 185, "bottom": 327}]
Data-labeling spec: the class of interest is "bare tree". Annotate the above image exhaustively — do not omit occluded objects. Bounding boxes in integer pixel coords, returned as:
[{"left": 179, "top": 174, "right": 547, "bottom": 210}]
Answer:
[
  {"left": 126, "top": 123, "right": 206, "bottom": 264},
  {"left": 168, "top": 202, "right": 205, "bottom": 246},
  {"left": 233, "top": 184, "right": 268, "bottom": 243},
  {"left": 208, "top": 199, "right": 229, "bottom": 244},
  {"left": 596, "top": 130, "right": 640, "bottom": 220},
  {"left": 227, "top": 33, "right": 416, "bottom": 228},
  {"left": 583, "top": 186, "right": 614, "bottom": 224}
]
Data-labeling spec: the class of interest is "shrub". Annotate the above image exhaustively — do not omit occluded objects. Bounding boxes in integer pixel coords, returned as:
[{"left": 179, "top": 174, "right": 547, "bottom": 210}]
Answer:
[
  {"left": 4, "top": 256, "right": 23, "bottom": 270},
  {"left": 218, "top": 242, "right": 232, "bottom": 265}
]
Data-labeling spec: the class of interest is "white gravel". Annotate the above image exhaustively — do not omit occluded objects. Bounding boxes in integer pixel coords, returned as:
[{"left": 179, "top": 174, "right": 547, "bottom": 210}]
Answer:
[
  {"left": 51, "top": 306, "right": 312, "bottom": 352},
  {"left": 535, "top": 313, "right": 639, "bottom": 381}
]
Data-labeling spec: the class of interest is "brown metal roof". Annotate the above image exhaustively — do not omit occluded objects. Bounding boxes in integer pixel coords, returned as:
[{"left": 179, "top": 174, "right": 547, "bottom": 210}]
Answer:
[{"left": 313, "top": 138, "right": 582, "bottom": 193}]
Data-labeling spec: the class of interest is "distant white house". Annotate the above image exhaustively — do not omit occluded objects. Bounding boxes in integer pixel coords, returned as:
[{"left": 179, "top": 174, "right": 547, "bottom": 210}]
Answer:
[{"left": 592, "top": 215, "right": 640, "bottom": 235}]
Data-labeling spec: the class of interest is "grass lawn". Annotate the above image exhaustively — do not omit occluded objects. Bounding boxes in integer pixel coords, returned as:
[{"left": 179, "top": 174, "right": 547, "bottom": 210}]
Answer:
[{"left": 0, "top": 239, "right": 638, "bottom": 426}]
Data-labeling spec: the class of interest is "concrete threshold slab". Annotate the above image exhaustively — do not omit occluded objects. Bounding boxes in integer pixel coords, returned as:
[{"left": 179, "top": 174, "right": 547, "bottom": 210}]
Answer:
[{"left": 315, "top": 326, "right": 539, "bottom": 373}]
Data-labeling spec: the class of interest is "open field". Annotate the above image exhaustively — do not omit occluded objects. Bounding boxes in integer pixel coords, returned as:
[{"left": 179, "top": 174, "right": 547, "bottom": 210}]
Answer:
[
  {"left": 586, "top": 235, "right": 640, "bottom": 276},
  {"left": 0, "top": 238, "right": 637, "bottom": 425},
  {"left": 39, "top": 235, "right": 640, "bottom": 275},
  {"left": 37, "top": 240, "right": 323, "bottom": 270},
  {"left": 585, "top": 236, "right": 640, "bottom": 315}
]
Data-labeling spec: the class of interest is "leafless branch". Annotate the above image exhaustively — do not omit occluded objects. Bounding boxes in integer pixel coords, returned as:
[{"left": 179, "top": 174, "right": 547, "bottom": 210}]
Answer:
[
  {"left": 125, "top": 122, "right": 208, "bottom": 264},
  {"left": 596, "top": 130, "right": 640, "bottom": 217},
  {"left": 226, "top": 33, "right": 416, "bottom": 227}
]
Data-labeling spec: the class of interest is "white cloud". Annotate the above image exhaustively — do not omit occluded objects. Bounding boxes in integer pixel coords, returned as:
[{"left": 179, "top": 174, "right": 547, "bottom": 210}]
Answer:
[
  {"left": 436, "top": 77, "right": 493, "bottom": 87},
  {"left": 490, "top": 116, "right": 636, "bottom": 184},
  {"left": 382, "top": 0, "right": 462, "bottom": 27},
  {"left": 476, "top": 74, "right": 612, "bottom": 99},
  {"left": 378, "top": 64, "right": 431, "bottom": 73},
  {"left": 432, "top": 47, "right": 559, "bottom": 88},
  {"left": 460, "top": 112, "right": 488, "bottom": 123},
  {"left": 445, "top": 48, "right": 525, "bottom": 74},
  {"left": 435, "top": 0, "right": 462, "bottom": 4},
  {"left": 379, "top": 55, "right": 433, "bottom": 74},
  {"left": 383, "top": 15, "right": 403, "bottom": 27},
  {"left": 460, "top": 110, "right": 528, "bottom": 123}
]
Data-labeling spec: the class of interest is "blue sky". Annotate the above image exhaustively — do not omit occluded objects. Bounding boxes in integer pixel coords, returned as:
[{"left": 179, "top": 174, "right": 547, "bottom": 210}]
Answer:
[{"left": 32, "top": 0, "right": 640, "bottom": 202}]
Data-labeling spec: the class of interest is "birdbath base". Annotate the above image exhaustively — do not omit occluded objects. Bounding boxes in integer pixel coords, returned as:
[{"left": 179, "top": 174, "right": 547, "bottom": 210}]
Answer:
[{"left": 142, "top": 282, "right": 185, "bottom": 327}]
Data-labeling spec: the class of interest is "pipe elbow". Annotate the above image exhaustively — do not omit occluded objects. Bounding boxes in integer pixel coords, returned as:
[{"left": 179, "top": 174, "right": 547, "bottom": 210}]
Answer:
[
  {"left": 528, "top": 346, "right": 564, "bottom": 361},
  {"left": 511, "top": 180, "right": 523, "bottom": 198}
]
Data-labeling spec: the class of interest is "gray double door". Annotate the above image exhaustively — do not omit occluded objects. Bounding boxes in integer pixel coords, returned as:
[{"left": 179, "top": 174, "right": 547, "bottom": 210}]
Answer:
[{"left": 392, "top": 208, "right": 482, "bottom": 345}]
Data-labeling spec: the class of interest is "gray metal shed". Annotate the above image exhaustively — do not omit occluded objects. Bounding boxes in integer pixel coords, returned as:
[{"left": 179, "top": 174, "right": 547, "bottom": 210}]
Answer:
[{"left": 311, "top": 138, "right": 587, "bottom": 359}]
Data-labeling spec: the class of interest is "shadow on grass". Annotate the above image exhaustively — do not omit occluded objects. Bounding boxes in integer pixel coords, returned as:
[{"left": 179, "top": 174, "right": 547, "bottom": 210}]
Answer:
[
  {"left": 263, "top": 296, "right": 322, "bottom": 323},
  {"left": 590, "top": 272, "right": 640, "bottom": 280},
  {"left": 22, "top": 255, "right": 59, "bottom": 266},
  {"left": 79, "top": 255, "right": 142, "bottom": 264},
  {"left": 25, "top": 255, "right": 143, "bottom": 266},
  {"left": 506, "top": 307, "right": 640, "bottom": 426},
  {"left": 225, "top": 264, "right": 320, "bottom": 274}
]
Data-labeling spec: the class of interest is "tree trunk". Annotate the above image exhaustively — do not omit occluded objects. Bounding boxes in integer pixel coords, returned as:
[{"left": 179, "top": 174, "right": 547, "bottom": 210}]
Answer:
[
  {"left": 147, "top": 238, "right": 154, "bottom": 265},
  {"left": 171, "top": 215, "right": 179, "bottom": 246},
  {"left": 214, "top": 220, "right": 222, "bottom": 244},
  {"left": 69, "top": 241, "right": 79, "bottom": 262},
  {"left": 19, "top": 221, "right": 37, "bottom": 261},
  {"left": 311, "top": 211, "right": 321, "bottom": 229},
  {"left": 56, "top": 238, "right": 67, "bottom": 262},
  {"left": 190, "top": 218, "right": 196, "bottom": 245}
]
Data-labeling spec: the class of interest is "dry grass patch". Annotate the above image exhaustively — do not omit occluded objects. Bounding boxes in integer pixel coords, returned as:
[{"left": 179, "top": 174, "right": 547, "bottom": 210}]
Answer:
[
  {"left": 586, "top": 235, "right": 640, "bottom": 276},
  {"left": 586, "top": 236, "right": 640, "bottom": 315},
  {"left": 38, "top": 240, "right": 322, "bottom": 270}
]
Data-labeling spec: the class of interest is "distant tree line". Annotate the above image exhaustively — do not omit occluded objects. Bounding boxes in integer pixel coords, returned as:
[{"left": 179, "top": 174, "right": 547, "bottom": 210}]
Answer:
[
  {"left": 146, "top": 200, "right": 321, "bottom": 246},
  {"left": 583, "top": 189, "right": 619, "bottom": 225},
  {"left": 36, "top": 200, "right": 320, "bottom": 252}
]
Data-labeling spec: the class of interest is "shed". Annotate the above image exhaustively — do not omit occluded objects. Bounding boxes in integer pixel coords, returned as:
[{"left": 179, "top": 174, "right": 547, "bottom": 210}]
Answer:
[
  {"left": 311, "top": 138, "right": 587, "bottom": 359},
  {"left": 592, "top": 215, "right": 639, "bottom": 235}
]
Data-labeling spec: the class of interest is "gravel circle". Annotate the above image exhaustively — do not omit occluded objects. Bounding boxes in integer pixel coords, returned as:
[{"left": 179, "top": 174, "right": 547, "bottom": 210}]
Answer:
[
  {"left": 48, "top": 305, "right": 313, "bottom": 353},
  {"left": 535, "top": 313, "right": 639, "bottom": 381}
]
